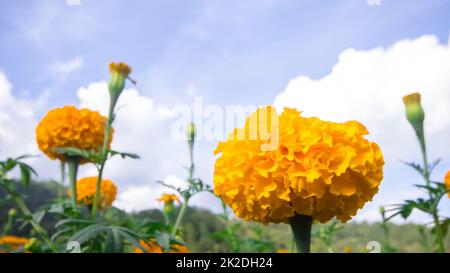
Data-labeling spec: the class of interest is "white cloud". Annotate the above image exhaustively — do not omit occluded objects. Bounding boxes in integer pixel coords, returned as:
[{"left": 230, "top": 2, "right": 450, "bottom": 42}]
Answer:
[
  {"left": 0, "top": 71, "right": 48, "bottom": 156},
  {"left": 76, "top": 82, "right": 192, "bottom": 212},
  {"left": 274, "top": 34, "right": 450, "bottom": 222},
  {"left": 44, "top": 57, "right": 83, "bottom": 82}
]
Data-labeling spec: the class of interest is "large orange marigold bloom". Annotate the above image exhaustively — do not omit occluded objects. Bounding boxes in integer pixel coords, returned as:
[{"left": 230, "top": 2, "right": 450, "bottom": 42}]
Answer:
[
  {"left": 36, "top": 106, "right": 113, "bottom": 163},
  {"left": 213, "top": 106, "right": 384, "bottom": 224},
  {"left": 134, "top": 239, "right": 189, "bottom": 253},
  {"left": 68, "top": 177, "right": 117, "bottom": 208}
]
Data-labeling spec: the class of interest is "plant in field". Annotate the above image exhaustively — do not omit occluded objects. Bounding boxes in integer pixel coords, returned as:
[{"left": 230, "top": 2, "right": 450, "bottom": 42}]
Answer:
[
  {"left": 385, "top": 92, "right": 449, "bottom": 253},
  {"left": 311, "top": 220, "right": 342, "bottom": 253},
  {"left": 213, "top": 106, "right": 384, "bottom": 252},
  {"left": 0, "top": 156, "right": 56, "bottom": 252},
  {"left": 158, "top": 122, "right": 212, "bottom": 240}
]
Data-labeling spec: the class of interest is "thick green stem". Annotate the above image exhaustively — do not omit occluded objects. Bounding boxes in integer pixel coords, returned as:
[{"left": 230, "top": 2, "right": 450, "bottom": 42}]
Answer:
[
  {"left": 67, "top": 157, "right": 80, "bottom": 208},
  {"left": 289, "top": 214, "right": 313, "bottom": 253},
  {"left": 418, "top": 131, "right": 445, "bottom": 253},
  {"left": 59, "top": 161, "right": 66, "bottom": 199}
]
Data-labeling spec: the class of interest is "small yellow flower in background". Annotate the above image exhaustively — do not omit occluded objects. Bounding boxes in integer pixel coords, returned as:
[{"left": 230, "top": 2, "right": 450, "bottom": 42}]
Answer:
[
  {"left": 36, "top": 106, "right": 113, "bottom": 163},
  {"left": 445, "top": 171, "right": 450, "bottom": 198},
  {"left": 0, "top": 236, "right": 29, "bottom": 252},
  {"left": 214, "top": 106, "right": 384, "bottom": 224},
  {"left": 276, "top": 249, "right": 289, "bottom": 253},
  {"left": 68, "top": 177, "right": 117, "bottom": 208},
  {"left": 158, "top": 193, "right": 180, "bottom": 204},
  {"left": 134, "top": 239, "right": 189, "bottom": 253},
  {"left": 403, "top": 92, "right": 425, "bottom": 135},
  {"left": 343, "top": 245, "right": 353, "bottom": 253}
]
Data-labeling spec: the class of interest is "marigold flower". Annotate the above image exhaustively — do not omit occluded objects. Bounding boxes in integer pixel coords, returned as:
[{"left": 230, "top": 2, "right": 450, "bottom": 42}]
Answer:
[
  {"left": 276, "top": 249, "right": 289, "bottom": 253},
  {"left": 444, "top": 171, "right": 450, "bottom": 198},
  {"left": 214, "top": 106, "right": 384, "bottom": 224},
  {"left": 36, "top": 106, "right": 113, "bottom": 163},
  {"left": 134, "top": 239, "right": 189, "bottom": 253},
  {"left": 157, "top": 193, "right": 180, "bottom": 204},
  {"left": 109, "top": 62, "right": 132, "bottom": 78},
  {"left": 0, "top": 236, "right": 29, "bottom": 252},
  {"left": 343, "top": 245, "right": 353, "bottom": 253},
  {"left": 68, "top": 177, "right": 117, "bottom": 208}
]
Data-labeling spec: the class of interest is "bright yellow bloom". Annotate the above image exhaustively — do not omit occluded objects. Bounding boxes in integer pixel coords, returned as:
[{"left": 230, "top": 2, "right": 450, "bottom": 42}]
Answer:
[
  {"left": 445, "top": 171, "right": 450, "bottom": 198},
  {"left": 68, "top": 177, "right": 117, "bottom": 208},
  {"left": 36, "top": 106, "right": 113, "bottom": 163},
  {"left": 134, "top": 239, "right": 189, "bottom": 253},
  {"left": 276, "top": 249, "right": 289, "bottom": 253},
  {"left": 109, "top": 62, "right": 132, "bottom": 78},
  {"left": 157, "top": 193, "right": 180, "bottom": 204},
  {"left": 0, "top": 236, "right": 29, "bottom": 252},
  {"left": 214, "top": 106, "right": 384, "bottom": 224}
]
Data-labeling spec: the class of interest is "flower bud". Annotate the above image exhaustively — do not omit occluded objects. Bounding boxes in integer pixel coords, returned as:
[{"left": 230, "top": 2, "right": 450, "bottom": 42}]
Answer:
[
  {"left": 186, "top": 122, "right": 196, "bottom": 142},
  {"left": 8, "top": 208, "right": 17, "bottom": 217},
  {"left": 24, "top": 237, "right": 38, "bottom": 251},
  {"left": 379, "top": 206, "right": 385, "bottom": 215},
  {"left": 108, "top": 62, "right": 133, "bottom": 113},
  {"left": 402, "top": 92, "right": 425, "bottom": 136}
]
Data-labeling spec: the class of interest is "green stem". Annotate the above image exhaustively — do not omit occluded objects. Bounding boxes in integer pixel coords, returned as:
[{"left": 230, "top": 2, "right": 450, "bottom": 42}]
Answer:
[
  {"left": 91, "top": 103, "right": 114, "bottom": 220},
  {"left": 418, "top": 131, "right": 445, "bottom": 253},
  {"left": 171, "top": 199, "right": 188, "bottom": 237},
  {"left": 67, "top": 157, "right": 80, "bottom": 208},
  {"left": 59, "top": 161, "right": 66, "bottom": 199},
  {"left": 12, "top": 195, "right": 56, "bottom": 252},
  {"left": 171, "top": 140, "right": 195, "bottom": 237},
  {"left": 1, "top": 212, "right": 14, "bottom": 236},
  {"left": 289, "top": 214, "right": 313, "bottom": 253}
]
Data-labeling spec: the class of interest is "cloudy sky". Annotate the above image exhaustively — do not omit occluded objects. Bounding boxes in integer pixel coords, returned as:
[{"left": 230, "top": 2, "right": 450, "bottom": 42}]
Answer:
[{"left": 0, "top": 0, "right": 449, "bottom": 223}]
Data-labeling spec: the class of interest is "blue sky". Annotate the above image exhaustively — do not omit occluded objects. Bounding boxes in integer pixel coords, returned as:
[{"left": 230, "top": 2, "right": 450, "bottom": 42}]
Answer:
[{"left": 0, "top": 0, "right": 449, "bottom": 222}]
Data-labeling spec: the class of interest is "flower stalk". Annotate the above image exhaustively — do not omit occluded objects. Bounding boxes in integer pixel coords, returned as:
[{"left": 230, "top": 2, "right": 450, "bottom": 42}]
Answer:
[
  {"left": 289, "top": 214, "right": 313, "bottom": 253},
  {"left": 67, "top": 157, "right": 80, "bottom": 208}
]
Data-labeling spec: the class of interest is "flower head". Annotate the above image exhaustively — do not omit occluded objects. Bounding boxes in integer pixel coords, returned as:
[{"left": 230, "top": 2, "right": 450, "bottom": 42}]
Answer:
[
  {"left": 68, "top": 177, "right": 117, "bottom": 208},
  {"left": 108, "top": 62, "right": 134, "bottom": 112},
  {"left": 0, "top": 236, "right": 29, "bottom": 252},
  {"left": 134, "top": 239, "right": 189, "bottom": 253},
  {"left": 157, "top": 193, "right": 180, "bottom": 204},
  {"left": 403, "top": 92, "right": 425, "bottom": 135},
  {"left": 445, "top": 171, "right": 450, "bottom": 198},
  {"left": 36, "top": 106, "right": 113, "bottom": 163},
  {"left": 343, "top": 245, "right": 353, "bottom": 253},
  {"left": 214, "top": 106, "right": 384, "bottom": 224}
]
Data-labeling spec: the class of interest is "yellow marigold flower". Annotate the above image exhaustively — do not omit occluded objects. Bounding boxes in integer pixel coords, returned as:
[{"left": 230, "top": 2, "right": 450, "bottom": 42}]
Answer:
[
  {"left": 68, "top": 177, "right": 117, "bottom": 208},
  {"left": 276, "top": 249, "right": 289, "bottom": 253},
  {"left": 109, "top": 62, "right": 132, "bottom": 78},
  {"left": 343, "top": 245, "right": 353, "bottom": 253},
  {"left": 445, "top": 171, "right": 450, "bottom": 198},
  {"left": 157, "top": 193, "right": 180, "bottom": 204},
  {"left": 36, "top": 106, "right": 113, "bottom": 163},
  {"left": 0, "top": 236, "right": 29, "bottom": 252},
  {"left": 134, "top": 239, "right": 189, "bottom": 253},
  {"left": 213, "top": 106, "right": 384, "bottom": 224}
]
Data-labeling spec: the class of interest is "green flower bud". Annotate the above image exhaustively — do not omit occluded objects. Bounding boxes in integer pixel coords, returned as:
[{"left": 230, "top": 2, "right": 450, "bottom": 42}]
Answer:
[
  {"left": 403, "top": 92, "right": 425, "bottom": 136},
  {"left": 24, "top": 238, "right": 38, "bottom": 251},
  {"left": 379, "top": 206, "right": 385, "bottom": 215},
  {"left": 8, "top": 208, "right": 17, "bottom": 217},
  {"left": 186, "top": 122, "right": 196, "bottom": 142},
  {"left": 108, "top": 62, "right": 134, "bottom": 114}
]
